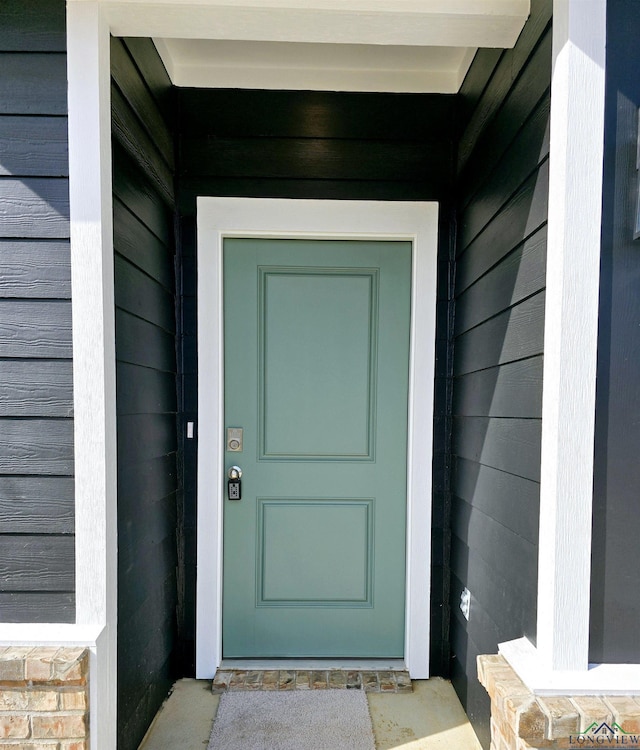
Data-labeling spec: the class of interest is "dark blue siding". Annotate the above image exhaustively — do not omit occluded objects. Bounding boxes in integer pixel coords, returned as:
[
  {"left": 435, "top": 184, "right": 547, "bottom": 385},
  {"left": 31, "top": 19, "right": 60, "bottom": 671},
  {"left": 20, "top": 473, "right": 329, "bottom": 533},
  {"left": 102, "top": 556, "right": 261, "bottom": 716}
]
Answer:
[
  {"left": 450, "top": 0, "right": 551, "bottom": 746},
  {"left": 0, "top": 0, "right": 74, "bottom": 623},
  {"left": 111, "top": 37, "right": 179, "bottom": 750},
  {"left": 590, "top": 0, "right": 640, "bottom": 664}
]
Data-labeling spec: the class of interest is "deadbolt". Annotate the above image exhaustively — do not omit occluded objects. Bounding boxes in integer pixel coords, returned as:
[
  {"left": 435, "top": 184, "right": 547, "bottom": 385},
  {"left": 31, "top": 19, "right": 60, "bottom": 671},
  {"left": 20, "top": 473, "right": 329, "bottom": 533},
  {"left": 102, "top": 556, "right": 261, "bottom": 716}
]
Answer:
[{"left": 226, "top": 427, "right": 243, "bottom": 452}]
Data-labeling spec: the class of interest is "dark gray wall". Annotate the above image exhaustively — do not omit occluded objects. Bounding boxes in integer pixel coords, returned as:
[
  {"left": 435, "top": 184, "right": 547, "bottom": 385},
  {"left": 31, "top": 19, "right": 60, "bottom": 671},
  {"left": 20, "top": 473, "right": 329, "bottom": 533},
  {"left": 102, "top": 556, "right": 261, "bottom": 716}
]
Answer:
[
  {"left": 450, "top": 0, "right": 551, "bottom": 745},
  {"left": 0, "top": 0, "right": 74, "bottom": 622},
  {"left": 591, "top": 0, "right": 640, "bottom": 664},
  {"left": 175, "top": 89, "right": 458, "bottom": 675},
  {"left": 111, "top": 37, "right": 179, "bottom": 750}
]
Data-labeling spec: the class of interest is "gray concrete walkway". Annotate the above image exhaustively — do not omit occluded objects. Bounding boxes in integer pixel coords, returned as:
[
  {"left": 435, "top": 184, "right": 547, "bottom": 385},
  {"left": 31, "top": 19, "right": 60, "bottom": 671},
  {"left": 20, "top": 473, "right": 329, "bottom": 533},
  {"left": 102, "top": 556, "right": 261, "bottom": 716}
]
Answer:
[{"left": 139, "top": 678, "right": 482, "bottom": 749}]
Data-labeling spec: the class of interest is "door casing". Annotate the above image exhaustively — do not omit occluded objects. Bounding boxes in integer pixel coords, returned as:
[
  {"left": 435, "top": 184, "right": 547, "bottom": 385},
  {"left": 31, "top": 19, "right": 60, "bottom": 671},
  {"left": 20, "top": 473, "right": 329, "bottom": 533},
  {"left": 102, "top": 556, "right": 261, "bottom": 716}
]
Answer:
[{"left": 195, "top": 197, "right": 438, "bottom": 678}]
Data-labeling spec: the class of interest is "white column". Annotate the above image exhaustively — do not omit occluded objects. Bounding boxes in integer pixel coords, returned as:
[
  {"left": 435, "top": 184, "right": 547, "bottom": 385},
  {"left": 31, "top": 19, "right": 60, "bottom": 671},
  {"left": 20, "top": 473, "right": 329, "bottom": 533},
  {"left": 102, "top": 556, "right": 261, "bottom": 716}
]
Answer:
[
  {"left": 67, "top": 2, "right": 117, "bottom": 746},
  {"left": 537, "top": 0, "right": 606, "bottom": 672}
]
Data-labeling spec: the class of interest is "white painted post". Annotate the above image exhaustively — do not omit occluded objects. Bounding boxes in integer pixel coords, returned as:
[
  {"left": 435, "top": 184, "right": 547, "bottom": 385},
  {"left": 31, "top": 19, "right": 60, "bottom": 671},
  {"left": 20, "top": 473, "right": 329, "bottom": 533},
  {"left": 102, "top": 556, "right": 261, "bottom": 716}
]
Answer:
[
  {"left": 67, "top": 2, "right": 117, "bottom": 746},
  {"left": 537, "top": 0, "right": 606, "bottom": 672}
]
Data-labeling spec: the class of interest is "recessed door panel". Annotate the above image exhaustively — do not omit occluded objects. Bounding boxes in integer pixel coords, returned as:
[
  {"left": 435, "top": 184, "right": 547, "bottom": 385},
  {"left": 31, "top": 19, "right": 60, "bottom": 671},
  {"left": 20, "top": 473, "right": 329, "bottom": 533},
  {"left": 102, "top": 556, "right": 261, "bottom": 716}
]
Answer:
[
  {"left": 258, "top": 499, "right": 373, "bottom": 605},
  {"left": 259, "top": 269, "right": 378, "bottom": 460}
]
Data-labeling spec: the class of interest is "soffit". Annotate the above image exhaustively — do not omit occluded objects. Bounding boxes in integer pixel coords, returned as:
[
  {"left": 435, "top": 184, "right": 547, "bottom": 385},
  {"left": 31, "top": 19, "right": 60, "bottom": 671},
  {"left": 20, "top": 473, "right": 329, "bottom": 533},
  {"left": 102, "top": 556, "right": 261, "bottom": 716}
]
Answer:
[
  {"left": 154, "top": 39, "right": 479, "bottom": 93},
  {"left": 88, "top": 0, "right": 530, "bottom": 93}
]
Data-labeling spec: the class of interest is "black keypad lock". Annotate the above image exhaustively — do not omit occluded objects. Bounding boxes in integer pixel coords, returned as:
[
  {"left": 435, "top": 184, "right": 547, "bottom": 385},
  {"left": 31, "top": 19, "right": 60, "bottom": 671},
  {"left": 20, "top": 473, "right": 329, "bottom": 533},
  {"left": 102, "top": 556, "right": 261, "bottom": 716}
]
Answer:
[{"left": 227, "top": 466, "right": 242, "bottom": 500}]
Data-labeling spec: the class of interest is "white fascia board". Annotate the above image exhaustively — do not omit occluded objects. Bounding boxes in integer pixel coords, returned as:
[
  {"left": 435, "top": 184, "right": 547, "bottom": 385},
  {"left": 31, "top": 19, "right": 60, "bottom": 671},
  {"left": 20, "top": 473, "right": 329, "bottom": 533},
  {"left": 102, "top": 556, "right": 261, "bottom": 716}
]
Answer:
[
  {"left": 535, "top": 0, "right": 606, "bottom": 673},
  {"left": 74, "top": 0, "right": 527, "bottom": 10},
  {"left": 501, "top": 639, "right": 640, "bottom": 696},
  {"left": 167, "top": 64, "right": 462, "bottom": 93},
  {"left": 0, "top": 624, "right": 104, "bottom": 645},
  {"left": 71, "top": 0, "right": 529, "bottom": 48}
]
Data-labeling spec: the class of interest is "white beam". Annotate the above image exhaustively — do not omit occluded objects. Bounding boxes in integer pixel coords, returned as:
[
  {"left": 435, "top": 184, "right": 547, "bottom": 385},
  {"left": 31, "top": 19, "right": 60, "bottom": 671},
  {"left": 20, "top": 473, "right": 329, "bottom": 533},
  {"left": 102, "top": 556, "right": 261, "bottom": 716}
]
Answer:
[
  {"left": 535, "top": 0, "right": 606, "bottom": 673},
  {"left": 69, "top": 0, "right": 530, "bottom": 48}
]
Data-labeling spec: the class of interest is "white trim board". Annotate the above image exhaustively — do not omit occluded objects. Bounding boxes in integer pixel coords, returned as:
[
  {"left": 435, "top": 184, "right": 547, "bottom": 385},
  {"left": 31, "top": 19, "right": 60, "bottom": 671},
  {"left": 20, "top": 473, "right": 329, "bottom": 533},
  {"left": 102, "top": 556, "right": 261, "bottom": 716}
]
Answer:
[
  {"left": 69, "top": 0, "right": 528, "bottom": 95},
  {"left": 500, "top": 638, "right": 640, "bottom": 696},
  {"left": 220, "top": 659, "right": 406, "bottom": 671},
  {"left": 535, "top": 0, "right": 607, "bottom": 674},
  {"left": 195, "top": 197, "right": 438, "bottom": 679},
  {"left": 73, "top": 0, "right": 530, "bottom": 49},
  {"left": 66, "top": 3, "right": 118, "bottom": 750}
]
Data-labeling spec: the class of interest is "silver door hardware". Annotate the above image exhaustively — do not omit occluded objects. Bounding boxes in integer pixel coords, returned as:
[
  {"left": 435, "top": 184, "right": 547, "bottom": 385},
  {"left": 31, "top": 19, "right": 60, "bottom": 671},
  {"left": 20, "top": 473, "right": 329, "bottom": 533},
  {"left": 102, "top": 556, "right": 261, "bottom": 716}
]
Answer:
[
  {"left": 187, "top": 421, "right": 194, "bottom": 439},
  {"left": 226, "top": 427, "right": 243, "bottom": 452},
  {"left": 227, "top": 465, "right": 242, "bottom": 500}
]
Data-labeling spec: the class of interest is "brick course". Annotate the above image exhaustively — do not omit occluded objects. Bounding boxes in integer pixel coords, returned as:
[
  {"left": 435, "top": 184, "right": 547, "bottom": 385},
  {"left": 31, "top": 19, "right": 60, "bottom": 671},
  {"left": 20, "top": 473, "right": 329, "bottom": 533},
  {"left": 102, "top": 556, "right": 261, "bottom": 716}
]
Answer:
[
  {"left": 479, "top": 655, "right": 640, "bottom": 750},
  {"left": 212, "top": 668, "right": 413, "bottom": 694},
  {"left": 0, "top": 648, "right": 88, "bottom": 750}
]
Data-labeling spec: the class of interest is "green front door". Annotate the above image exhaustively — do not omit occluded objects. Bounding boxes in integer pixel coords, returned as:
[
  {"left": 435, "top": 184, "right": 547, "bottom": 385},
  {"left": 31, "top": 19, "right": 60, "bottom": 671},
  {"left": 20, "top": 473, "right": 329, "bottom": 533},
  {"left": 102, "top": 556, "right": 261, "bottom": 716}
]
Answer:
[{"left": 222, "top": 237, "right": 411, "bottom": 658}]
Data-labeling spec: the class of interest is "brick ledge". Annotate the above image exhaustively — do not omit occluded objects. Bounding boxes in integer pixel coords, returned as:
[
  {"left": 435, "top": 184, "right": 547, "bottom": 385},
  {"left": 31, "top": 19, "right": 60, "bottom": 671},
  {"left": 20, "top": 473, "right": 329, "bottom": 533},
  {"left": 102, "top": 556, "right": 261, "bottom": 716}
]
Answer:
[
  {"left": 0, "top": 647, "right": 89, "bottom": 748},
  {"left": 478, "top": 654, "right": 640, "bottom": 749}
]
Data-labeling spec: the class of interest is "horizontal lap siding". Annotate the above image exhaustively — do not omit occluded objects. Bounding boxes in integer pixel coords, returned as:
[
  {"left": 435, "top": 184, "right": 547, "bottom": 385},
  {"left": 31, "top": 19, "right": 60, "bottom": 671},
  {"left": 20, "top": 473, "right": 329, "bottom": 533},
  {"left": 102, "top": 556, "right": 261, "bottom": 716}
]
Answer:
[
  {"left": 0, "top": 0, "right": 74, "bottom": 623},
  {"left": 450, "top": 1, "right": 551, "bottom": 746},
  {"left": 590, "top": 0, "right": 640, "bottom": 664},
  {"left": 111, "top": 37, "right": 178, "bottom": 750},
  {"left": 177, "top": 88, "right": 457, "bottom": 676}
]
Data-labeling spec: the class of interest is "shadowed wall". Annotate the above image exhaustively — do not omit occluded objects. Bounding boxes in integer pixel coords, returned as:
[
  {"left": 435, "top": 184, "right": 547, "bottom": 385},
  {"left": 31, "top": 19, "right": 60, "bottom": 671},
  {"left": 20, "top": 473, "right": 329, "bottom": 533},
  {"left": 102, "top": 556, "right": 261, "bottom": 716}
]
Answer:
[
  {"left": 450, "top": 0, "right": 551, "bottom": 745},
  {"left": 111, "top": 36, "right": 180, "bottom": 750}
]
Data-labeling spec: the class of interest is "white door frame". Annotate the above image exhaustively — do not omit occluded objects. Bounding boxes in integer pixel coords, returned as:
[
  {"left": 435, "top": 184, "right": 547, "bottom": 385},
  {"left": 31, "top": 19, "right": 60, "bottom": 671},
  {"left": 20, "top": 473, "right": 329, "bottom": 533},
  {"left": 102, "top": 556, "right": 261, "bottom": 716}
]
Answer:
[{"left": 195, "top": 197, "right": 438, "bottom": 678}]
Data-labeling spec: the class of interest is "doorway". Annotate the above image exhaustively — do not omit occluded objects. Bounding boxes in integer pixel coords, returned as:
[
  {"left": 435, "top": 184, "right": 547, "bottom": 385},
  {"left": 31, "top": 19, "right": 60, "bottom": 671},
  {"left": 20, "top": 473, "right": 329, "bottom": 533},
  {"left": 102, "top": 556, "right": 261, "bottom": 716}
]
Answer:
[{"left": 195, "top": 197, "right": 438, "bottom": 677}]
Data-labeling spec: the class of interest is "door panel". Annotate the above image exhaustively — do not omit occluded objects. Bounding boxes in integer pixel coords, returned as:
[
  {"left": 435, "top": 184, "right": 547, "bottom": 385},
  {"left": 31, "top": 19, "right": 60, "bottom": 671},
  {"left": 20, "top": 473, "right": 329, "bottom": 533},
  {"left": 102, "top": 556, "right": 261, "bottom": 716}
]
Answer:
[
  {"left": 258, "top": 498, "right": 373, "bottom": 605},
  {"left": 222, "top": 237, "right": 411, "bottom": 657},
  {"left": 259, "top": 268, "right": 377, "bottom": 459}
]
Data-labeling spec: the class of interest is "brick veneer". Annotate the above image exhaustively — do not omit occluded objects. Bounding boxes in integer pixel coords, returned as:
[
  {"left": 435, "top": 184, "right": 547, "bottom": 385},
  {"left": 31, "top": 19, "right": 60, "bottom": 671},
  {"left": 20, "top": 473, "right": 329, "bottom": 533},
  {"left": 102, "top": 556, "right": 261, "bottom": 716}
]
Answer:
[
  {"left": 0, "top": 647, "right": 89, "bottom": 749},
  {"left": 478, "top": 654, "right": 640, "bottom": 750}
]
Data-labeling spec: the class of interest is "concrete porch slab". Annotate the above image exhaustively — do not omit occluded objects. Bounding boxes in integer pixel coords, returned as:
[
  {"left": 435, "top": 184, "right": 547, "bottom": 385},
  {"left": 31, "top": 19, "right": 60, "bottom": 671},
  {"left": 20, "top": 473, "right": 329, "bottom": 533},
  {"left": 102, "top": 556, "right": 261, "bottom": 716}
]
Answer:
[{"left": 139, "top": 677, "right": 482, "bottom": 750}]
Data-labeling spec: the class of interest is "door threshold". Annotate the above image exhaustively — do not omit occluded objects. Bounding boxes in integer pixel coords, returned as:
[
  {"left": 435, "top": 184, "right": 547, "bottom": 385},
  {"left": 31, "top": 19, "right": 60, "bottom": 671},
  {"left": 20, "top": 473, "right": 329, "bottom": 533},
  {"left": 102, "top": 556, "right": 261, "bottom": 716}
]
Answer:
[{"left": 219, "top": 658, "right": 406, "bottom": 671}]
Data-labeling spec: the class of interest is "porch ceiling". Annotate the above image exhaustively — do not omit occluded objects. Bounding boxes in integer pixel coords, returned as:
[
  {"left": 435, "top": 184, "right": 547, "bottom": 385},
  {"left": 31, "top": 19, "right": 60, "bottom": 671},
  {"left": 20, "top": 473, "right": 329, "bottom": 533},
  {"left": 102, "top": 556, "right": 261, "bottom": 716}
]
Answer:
[
  {"left": 154, "top": 39, "right": 478, "bottom": 94},
  {"left": 92, "top": 0, "right": 530, "bottom": 93}
]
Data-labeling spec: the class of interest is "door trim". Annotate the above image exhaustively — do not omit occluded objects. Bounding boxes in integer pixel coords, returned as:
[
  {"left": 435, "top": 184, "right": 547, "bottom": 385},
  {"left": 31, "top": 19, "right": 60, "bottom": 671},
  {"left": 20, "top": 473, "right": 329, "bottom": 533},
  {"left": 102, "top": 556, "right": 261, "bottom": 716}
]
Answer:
[{"left": 195, "top": 197, "right": 438, "bottom": 678}]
